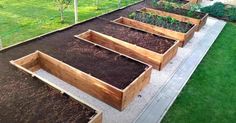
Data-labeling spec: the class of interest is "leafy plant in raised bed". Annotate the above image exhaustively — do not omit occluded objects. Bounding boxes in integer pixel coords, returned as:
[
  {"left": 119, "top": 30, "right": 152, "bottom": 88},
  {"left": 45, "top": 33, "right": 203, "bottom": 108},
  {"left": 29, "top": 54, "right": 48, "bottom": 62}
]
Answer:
[
  {"left": 187, "top": 4, "right": 201, "bottom": 18},
  {"left": 151, "top": 1, "right": 205, "bottom": 19},
  {"left": 128, "top": 11, "right": 193, "bottom": 33}
]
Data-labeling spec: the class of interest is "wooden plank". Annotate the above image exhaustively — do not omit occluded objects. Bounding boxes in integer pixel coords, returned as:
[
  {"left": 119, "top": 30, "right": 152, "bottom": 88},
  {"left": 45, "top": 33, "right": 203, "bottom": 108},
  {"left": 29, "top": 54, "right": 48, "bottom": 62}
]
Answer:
[
  {"left": 10, "top": 50, "right": 152, "bottom": 111},
  {"left": 89, "top": 111, "right": 103, "bottom": 123},
  {"left": 112, "top": 17, "right": 197, "bottom": 47},
  {"left": 10, "top": 51, "right": 102, "bottom": 123},
  {"left": 13, "top": 51, "right": 39, "bottom": 68},
  {"left": 38, "top": 51, "right": 123, "bottom": 110},
  {"left": 122, "top": 66, "right": 152, "bottom": 110},
  {"left": 187, "top": 0, "right": 202, "bottom": 3},
  {"left": 138, "top": 7, "right": 208, "bottom": 31},
  {"left": 76, "top": 30, "right": 179, "bottom": 70},
  {"left": 158, "top": 0, "right": 192, "bottom": 9}
]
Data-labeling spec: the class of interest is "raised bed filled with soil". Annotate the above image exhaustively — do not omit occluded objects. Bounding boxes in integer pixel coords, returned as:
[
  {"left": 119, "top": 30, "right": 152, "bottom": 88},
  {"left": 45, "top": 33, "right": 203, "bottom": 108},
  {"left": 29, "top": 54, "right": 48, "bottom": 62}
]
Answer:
[
  {"left": 10, "top": 51, "right": 102, "bottom": 123},
  {"left": 75, "top": 30, "right": 179, "bottom": 70},
  {"left": 10, "top": 44, "right": 152, "bottom": 111},
  {"left": 113, "top": 12, "right": 197, "bottom": 47},
  {"left": 138, "top": 7, "right": 208, "bottom": 31}
]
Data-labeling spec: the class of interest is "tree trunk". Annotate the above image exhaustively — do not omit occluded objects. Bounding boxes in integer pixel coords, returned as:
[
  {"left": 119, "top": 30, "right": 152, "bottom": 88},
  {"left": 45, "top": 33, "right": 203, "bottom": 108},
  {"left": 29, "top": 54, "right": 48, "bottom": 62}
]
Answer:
[
  {"left": 118, "top": 0, "right": 121, "bottom": 9},
  {"left": 60, "top": 5, "right": 64, "bottom": 23},
  {"left": 96, "top": 0, "right": 99, "bottom": 10},
  {"left": 0, "top": 37, "right": 2, "bottom": 49},
  {"left": 74, "top": 0, "right": 78, "bottom": 23}
]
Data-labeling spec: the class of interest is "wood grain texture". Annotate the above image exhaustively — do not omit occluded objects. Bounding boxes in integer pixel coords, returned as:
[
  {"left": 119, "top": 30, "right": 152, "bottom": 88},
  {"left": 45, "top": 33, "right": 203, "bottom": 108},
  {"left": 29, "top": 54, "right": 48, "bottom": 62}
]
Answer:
[
  {"left": 89, "top": 111, "right": 103, "bottom": 123},
  {"left": 121, "top": 66, "right": 152, "bottom": 110},
  {"left": 187, "top": 0, "right": 202, "bottom": 3},
  {"left": 10, "top": 50, "right": 152, "bottom": 111},
  {"left": 10, "top": 51, "right": 103, "bottom": 123},
  {"left": 76, "top": 30, "right": 179, "bottom": 70},
  {"left": 112, "top": 17, "right": 197, "bottom": 47},
  {"left": 138, "top": 7, "right": 208, "bottom": 31}
]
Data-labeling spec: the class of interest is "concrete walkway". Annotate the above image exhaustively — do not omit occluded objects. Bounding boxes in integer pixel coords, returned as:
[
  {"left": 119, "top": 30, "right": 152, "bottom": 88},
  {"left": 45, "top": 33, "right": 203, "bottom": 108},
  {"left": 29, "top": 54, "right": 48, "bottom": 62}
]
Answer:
[{"left": 134, "top": 18, "right": 226, "bottom": 123}]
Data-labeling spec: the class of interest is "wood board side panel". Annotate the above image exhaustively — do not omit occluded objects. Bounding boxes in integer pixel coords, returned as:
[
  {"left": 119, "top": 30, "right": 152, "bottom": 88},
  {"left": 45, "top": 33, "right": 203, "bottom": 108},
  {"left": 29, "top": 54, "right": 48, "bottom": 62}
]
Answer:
[
  {"left": 158, "top": 0, "right": 191, "bottom": 9},
  {"left": 37, "top": 52, "right": 123, "bottom": 110},
  {"left": 139, "top": 8, "right": 200, "bottom": 26},
  {"left": 197, "top": 14, "right": 208, "bottom": 31},
  {"left": 13, "top": 51, "right": 40, "bottom": 71},
  {"left": 10, "top": 51, "right": 103, "bottom": 121},
  {"left": 77, "top": 30, "right": 162, "bottom": 69},
  {"left": 89, "top": 111, "right": 103, "bottom": 123},
  {"left": 115, "top": 17, "right": 186, "bottom": 42},
  {"left": 121, "top": 67, "right": 152, "bottom": 110},
  {"left": 161, "top": 41, "right": 179, "bottom": 70},
  {"left": 180, "top": 24, "right": 197, "bottom": 47}
]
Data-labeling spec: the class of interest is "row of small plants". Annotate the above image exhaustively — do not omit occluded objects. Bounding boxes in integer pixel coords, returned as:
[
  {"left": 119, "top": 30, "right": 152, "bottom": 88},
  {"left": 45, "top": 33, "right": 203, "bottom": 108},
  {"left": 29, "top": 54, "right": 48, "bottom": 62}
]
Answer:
[
  {"left": 200, "top": 2, "right": 236, "bottom": 22},
  {"left": 152, "top": 1, "right": 205, "bottom": 19},
  {"left": 128, "top": 11, "right": 193, "bottom": 33}
]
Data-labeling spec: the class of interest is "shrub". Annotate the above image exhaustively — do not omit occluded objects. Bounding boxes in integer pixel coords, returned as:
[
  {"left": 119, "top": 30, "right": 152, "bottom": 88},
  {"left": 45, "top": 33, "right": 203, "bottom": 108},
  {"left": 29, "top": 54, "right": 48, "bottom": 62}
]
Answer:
[
  {"left": 200, "top": 2, "right": 225, "bottom": 17},
  {"left": 226, "top": 7, "right": 236, "bottom": 21}
]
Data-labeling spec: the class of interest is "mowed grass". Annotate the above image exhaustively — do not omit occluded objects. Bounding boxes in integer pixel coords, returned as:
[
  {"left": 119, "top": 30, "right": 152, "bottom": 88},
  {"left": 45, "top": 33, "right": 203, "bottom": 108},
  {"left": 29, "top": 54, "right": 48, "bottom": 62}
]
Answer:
[
  {"left": 0, "top": 0, "right": 140, "bottom": 47},
  {"left": 162, "top": 23, "right": 236, "bottom": 123}
]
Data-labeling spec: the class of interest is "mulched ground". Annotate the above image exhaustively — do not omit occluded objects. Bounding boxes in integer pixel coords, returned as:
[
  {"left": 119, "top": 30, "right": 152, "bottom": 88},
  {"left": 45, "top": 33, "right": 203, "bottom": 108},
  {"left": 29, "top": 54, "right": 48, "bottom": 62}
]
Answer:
[
  {"left": 0, "top": 1, "right": 149, "bottom": 122},
  {"left": 0, "top": 71, "right": 96, "bottom": 123}
]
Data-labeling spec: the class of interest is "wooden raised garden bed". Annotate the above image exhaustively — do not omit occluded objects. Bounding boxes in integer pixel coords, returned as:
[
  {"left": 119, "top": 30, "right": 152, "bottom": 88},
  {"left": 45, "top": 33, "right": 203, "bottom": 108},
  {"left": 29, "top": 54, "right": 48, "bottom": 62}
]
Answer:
[
  {"left": 10, "top": 49, "right": 152, "bottom": 111},
  {"left": 158, "top": 0, "right": 192, "bottom": 9},
  {"left": 188, "top": 0, "right": 202, "bottom": 3},
  {"left": 113, "top": 16, "right": 197, "bottom": 47},
  {"left": 138, "top": 7, "right": 208, "bottom": 31},
  {"left": 75, "top": 30, "right": 179, "bottom": 70},
  {"left": 10, "top": 51, "right": 102, "bottom": 123}
]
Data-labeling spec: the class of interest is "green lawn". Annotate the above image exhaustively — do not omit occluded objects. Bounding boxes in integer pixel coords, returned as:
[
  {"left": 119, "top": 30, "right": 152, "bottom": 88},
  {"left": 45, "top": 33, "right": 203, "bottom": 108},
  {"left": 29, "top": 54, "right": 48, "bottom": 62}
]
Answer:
[
  {"left": 0, "top": 0, "right": 140, "bottom": 47},
  {"left": 162, "top": 23, "right": 236, "bottom": 123}
]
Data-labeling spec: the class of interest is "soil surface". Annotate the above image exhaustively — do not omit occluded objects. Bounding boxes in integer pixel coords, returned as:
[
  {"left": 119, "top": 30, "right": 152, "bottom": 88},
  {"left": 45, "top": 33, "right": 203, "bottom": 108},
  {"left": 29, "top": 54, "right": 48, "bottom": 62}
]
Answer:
[
  {"left": 92, "top": 19, "right": 176, "bottom": 54},
  {"left": 0, "top": 71, "right": 96, "bottom": 123},
  {"left": 0, "top": 1, "right": 146, "bottom": 122},
  {"left": 57, "top": 38, "right": 148, "bottom": 89}
]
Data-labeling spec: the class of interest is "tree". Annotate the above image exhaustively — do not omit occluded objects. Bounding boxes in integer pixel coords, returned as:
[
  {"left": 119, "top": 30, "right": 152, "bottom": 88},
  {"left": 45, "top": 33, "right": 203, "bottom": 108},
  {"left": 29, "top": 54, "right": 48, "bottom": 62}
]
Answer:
[{"left": 55, "top": 0, "right": 72, "bottom": 23}]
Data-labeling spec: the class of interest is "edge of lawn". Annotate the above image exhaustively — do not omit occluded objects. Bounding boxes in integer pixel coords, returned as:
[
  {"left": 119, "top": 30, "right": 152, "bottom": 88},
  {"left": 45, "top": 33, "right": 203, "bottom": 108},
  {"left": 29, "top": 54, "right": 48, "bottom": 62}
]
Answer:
[{"left": 0, "top": 0, "right": 143, "bottom": 52}]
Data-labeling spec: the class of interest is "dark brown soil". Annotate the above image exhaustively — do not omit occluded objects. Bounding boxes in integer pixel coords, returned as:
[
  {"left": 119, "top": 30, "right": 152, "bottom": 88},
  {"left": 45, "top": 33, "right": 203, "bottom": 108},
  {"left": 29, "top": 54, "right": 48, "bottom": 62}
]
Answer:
[
  {"left": 0, "top": 1, "right": 146, "bottom": 122},
  {"left": 93, "top": 19, "right": 176, "bottom": 54},
  {"left": 0, "top": 71, "right": 96, "bottom": 123},
  {"left": 57, "top": 38, "right": 148, "bottom": 89}
]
